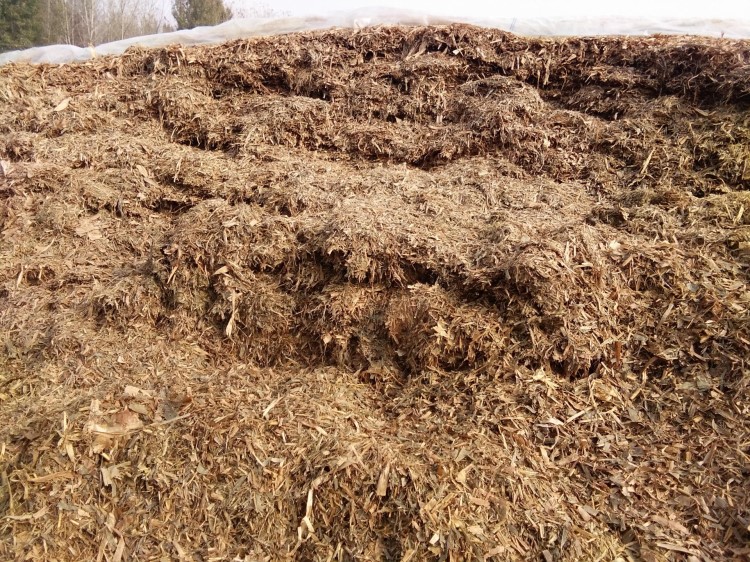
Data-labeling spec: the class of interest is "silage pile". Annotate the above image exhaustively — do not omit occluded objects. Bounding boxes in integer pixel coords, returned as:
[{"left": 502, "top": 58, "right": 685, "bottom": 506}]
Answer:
[{"left": 0, "top": 25, "right": 749, "bottom": 561}]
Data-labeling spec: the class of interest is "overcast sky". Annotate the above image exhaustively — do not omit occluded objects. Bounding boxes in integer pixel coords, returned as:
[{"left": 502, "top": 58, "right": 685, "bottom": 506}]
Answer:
[{"left": 253, "top": 0, "right": 750, "bottom": 19}]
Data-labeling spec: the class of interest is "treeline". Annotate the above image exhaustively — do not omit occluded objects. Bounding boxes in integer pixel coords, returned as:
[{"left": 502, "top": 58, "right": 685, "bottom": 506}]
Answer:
[{"left": 0, "top": 0, "right": 275, "bottom": 52}]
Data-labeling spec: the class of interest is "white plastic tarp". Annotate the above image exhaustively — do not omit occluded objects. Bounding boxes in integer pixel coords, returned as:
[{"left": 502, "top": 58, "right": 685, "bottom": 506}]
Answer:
[{"left": 1, "top": 7, "right": 748, "bottom": 66}]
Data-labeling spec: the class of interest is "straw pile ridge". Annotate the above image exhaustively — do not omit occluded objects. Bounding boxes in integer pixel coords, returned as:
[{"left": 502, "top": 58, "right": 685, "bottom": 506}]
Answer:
[{"left": 0, "top": 25, "right": 749, "bottom": 561}]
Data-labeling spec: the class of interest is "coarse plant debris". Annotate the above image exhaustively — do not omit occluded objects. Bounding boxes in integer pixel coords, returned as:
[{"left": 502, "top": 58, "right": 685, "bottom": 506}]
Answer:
[{"left": 1, "top": 24, "right": 749, "bottom": 562}]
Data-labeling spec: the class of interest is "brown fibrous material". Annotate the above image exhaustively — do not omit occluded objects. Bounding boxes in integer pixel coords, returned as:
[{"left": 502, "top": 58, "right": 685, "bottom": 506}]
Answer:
[{"left": 0, "top": 25, "right": 749, "bottom": 561}]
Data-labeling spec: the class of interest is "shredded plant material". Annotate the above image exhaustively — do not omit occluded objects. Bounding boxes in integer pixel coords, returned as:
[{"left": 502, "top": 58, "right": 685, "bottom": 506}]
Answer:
[{"left": 0, "top": 25, "right": 749, "bottom": 561}]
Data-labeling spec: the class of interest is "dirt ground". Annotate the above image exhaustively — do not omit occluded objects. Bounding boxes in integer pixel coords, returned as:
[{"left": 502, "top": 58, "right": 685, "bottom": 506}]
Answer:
[{"left": 0, "top": 24, "right": 749, "bottom": 561}]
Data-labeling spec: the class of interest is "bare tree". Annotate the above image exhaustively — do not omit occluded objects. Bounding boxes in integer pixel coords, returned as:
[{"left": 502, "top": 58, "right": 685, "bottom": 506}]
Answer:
[
  {"left": 38, "top": 0, "right": 165, "bottom": 46},
  {"left": 30, "top": 0, "right": 276, "bottom": 49},
  {"left": 99, "top": 0, "right": 162, "bottom": 42},
  {"left": 172, "top": 0, "right": 232, "bottom": 30}
]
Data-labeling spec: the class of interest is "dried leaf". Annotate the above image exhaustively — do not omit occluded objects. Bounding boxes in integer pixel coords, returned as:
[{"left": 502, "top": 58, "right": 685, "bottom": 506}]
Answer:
[
  {"left": 53, "top": 97, "right": 71, "bottom": 112},
  {"left": 6, "top": 506, "right": 49, "bottom": 521},
  {"left": 123, "top": 385, "right": 152, "bottom": 399},
  {"left": 128, "top": 403, "right": 149, "bottom": 415},
  {"left": 432, "top": 320, "right": 450, "bottom": 339}
]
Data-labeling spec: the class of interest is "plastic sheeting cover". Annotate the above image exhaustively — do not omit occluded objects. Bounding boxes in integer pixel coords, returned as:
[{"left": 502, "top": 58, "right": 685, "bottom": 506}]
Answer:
[{"left": 1, "top": 6, "right": 748, "bottom": 66}]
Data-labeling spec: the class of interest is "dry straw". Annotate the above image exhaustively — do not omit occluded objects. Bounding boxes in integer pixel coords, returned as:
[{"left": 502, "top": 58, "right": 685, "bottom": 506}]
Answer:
[{"left": 0, "top": 24, "right": 749, "bottom": 561}]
